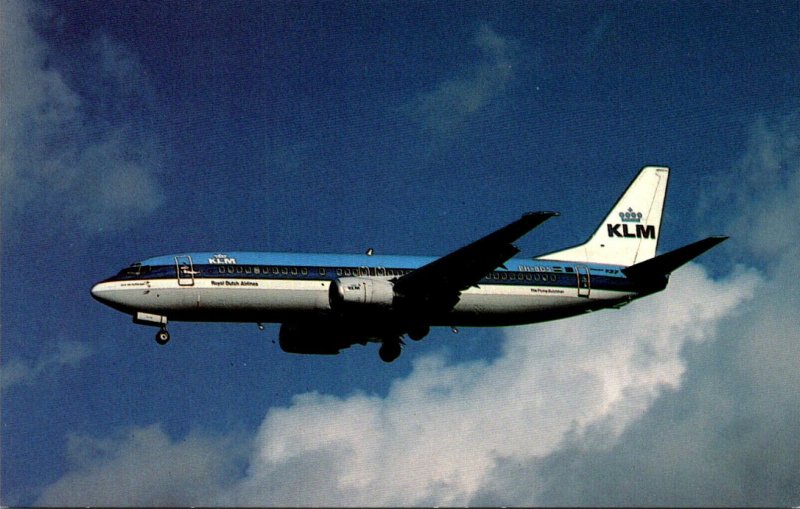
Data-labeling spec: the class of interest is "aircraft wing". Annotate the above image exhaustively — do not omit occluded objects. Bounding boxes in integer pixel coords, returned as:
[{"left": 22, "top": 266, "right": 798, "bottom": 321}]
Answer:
[{"left": 393, "top": 211, "right": 558, "bottom": 312}]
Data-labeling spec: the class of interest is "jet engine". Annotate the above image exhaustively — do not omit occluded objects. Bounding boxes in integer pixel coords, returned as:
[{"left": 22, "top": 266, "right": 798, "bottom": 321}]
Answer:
[{"left": 329, "top": 277, "right": 396, "bottom": 309}]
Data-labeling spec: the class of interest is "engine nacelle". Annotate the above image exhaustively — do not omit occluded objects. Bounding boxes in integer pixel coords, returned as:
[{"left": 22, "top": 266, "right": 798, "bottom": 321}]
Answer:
[
  {"left": 279, "top": 323, "right": 344, "bottom": 355},
  {"left": 329, "top": 277, "right": 396, "bottom": 309}
]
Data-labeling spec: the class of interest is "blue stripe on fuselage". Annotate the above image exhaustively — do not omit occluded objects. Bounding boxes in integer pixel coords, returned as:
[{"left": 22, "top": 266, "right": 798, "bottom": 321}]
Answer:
[
  {"left": 139, "top": 252, "right": 627, "bottom": 274},
  {"left": 140, "top": 252, "right": 438, "bottom": 269}
]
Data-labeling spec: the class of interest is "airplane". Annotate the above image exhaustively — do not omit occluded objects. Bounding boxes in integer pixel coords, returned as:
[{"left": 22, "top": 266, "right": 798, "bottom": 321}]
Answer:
[{"left": 91, "top": 166, "right": 727, "bottom": 363}]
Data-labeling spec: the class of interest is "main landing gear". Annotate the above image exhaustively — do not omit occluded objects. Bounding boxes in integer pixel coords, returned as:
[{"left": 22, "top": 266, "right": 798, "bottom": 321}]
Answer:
[
  {"left": 155, "top": 327, "right": 170, "bottom": 345},
  {"left": 378, "top": 326, "right": 430, "bottom": 363}
]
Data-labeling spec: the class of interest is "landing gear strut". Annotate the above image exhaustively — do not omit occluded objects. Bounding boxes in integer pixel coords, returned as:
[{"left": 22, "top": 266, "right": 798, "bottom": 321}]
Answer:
[
  {"left": 379, "top": 338, "right": 403, "bottom": 363},
  {"left": 155, "top": 328, "right": 170, "bottom": 345}
]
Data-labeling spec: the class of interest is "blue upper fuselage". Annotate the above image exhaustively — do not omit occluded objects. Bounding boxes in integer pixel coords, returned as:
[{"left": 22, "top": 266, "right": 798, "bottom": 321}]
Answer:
[
  {"left": 135, "top": 251, "right": 627, "bottom": 276},
  {"left": 114, "top": 251, "right": 633, "bottom": 289}
]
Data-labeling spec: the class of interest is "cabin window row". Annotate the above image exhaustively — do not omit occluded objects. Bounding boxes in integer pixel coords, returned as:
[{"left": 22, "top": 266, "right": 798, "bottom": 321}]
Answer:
[
  {"left": 212, "top": 265, "right": 559, "bottom": 283},
  {"left": 214, "top": 265, "right": 414, "bottom": 278},
  {"left": 216, "top": 265, "right": 311, "bottom": 276},
  {"left": 487, "top": 272, "right": 559, "bottom": 282}
]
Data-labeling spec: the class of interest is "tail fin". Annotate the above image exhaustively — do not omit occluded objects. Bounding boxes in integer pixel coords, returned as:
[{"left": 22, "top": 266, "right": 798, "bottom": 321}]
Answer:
[{"left": 537, "top": 166, "right": 669, "bottom": 266}]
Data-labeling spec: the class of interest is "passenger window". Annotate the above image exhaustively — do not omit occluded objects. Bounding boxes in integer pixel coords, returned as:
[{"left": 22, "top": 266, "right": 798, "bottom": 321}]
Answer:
[
  {"left": 291, "top": 267, "right": 298, "bottom": 276},
  {"left": 281, "top": 267, "right": 288, "bottom": 275},
  {"left": 253, "top": 267, "right": 260, "bottom": 274},
  {"left": 245, "top": 266, "right": 252, "bottom": 274},
  {"left": 318, "top": 268, "right": 326, "bottom": 276}
]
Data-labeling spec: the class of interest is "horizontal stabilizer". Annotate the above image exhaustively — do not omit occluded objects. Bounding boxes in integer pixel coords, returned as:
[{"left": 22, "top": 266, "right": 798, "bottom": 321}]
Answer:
[{"left": 622, "top": 236, "right": 728, "bottom": 280}]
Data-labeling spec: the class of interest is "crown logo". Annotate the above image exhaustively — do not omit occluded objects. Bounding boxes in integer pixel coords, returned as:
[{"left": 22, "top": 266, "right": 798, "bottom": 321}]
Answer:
[{"left": 619, "top": 207, "right": 643, "bottom": 223}]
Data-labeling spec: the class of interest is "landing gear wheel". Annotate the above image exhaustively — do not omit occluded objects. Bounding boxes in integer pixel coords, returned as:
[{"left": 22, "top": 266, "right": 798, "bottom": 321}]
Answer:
[
  {"left": 379, "top": 341, "right": 402, "bottom": 363},
  {"left": 155, "top": 329, "right": 170, "bottom": 345}
]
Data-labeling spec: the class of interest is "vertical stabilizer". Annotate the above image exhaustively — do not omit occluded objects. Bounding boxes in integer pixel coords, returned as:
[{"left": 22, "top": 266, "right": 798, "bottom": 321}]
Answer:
[{"left": 537, "top": 166, "right": 669, "bottom": 266}]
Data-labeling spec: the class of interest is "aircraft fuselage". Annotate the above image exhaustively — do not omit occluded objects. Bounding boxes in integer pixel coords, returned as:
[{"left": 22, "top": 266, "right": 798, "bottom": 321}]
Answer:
[{"left": 91, "top": 251, "right": 656, "bottom": 330}]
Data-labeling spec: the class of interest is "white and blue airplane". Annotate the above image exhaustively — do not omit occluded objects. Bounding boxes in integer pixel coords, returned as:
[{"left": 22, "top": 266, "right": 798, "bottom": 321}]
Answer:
[{"left": 92, "top": 166, "right": 727, "bottom": 362}]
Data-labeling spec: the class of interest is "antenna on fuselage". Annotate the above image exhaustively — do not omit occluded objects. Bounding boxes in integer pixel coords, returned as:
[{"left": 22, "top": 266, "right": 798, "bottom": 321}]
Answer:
[{"left": 366, "top": 248, "right": 374, "bottom": 256}]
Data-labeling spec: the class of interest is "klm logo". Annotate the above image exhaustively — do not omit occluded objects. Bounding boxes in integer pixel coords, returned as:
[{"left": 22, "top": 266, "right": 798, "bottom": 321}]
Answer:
[
  {"left": 607, "top": 208, "right": 655, "bottom": 238},
  {"left": 209, "top": 253, "right": 237, "bottom": 264},
  {"left": 607, "top": 223, "right": 656, "bottom": 238}
]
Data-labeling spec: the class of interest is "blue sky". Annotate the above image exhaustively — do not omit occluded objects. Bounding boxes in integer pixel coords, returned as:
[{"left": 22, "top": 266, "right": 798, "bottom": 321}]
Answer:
[{"left": 1, "top": 0, "right": 798, "bottom": 505}]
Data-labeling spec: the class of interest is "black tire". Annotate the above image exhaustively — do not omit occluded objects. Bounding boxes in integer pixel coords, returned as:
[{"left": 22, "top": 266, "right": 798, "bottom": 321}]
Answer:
[
  {"left": 155, "top": 329, "right": 170, "bottom": 345},
  {"left": 379, "top": 341, "right": 401, "bottom": 363}
]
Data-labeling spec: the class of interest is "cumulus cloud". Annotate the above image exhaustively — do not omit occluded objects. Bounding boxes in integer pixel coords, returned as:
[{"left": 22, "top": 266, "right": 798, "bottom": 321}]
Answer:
[
  {"left": 402, "top": 24, "right": 515, "bottom": 137},
  {"left": 219, "top": 264, "right": 758, "bottom": 507},
  {"left": 36, "top": 424, "right": 247, "bottom": 507},
  {"left": 1, "top": 341, "right": 91, "bottom": 390},
  {"left": 480, "top": 111, "right": 800, "bottom": 507},
  {"left": 705, "top": 112, "right": 800, "bottom": 262},
  {"left": 0, "top": 0, "right": 164, "bottom": 233}
]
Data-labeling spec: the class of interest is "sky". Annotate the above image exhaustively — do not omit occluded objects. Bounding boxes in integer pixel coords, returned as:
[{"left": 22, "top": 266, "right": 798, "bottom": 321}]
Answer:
[{"left": 1, "top": 0, "right": 799, "bottom": 506}]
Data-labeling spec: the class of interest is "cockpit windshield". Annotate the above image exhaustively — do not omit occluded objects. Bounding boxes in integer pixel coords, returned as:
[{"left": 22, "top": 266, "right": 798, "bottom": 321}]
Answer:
[{"left": 118, "top": 262, "right": 151, "bottom": 276}]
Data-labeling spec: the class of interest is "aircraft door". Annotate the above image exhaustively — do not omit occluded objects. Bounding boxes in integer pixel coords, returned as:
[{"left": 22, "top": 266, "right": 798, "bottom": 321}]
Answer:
[
  {"left": 175, "top": 255, "right": 196, "bottom": 286},
  {"left": 576, "top": 266, "right": 591, "bottom": 297}
]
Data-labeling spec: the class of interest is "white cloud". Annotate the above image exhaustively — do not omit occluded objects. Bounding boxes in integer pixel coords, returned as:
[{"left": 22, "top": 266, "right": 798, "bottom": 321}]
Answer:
[
  {"left": 1, "top": 341, "right": 92, "bottom": 390},
  {"left": 219, "top": 264, "right": 757, "bottom": 507},
  {"left": 480, "top": 111, "right": 800, "bottom": 506},
  {"left": 402, "top": 24, "right": 515, "bottom": 137},
  {"left": 36, "top": 424, "right": 246, "bottom": 507},
  {"left": 718, "top": 112, "right": 800, "bottom": 261},
  {"left": 0, "top": 0, "right": 164, "bottom": 233}
]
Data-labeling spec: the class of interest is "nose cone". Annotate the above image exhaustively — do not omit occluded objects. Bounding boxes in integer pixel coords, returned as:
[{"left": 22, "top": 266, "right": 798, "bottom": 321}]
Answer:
[
  {"left": 91, "top": 280, "right": 123, "bottom": 309},
  {"left": 91, "top": 281, "right": 108, "bottom": 304}
]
